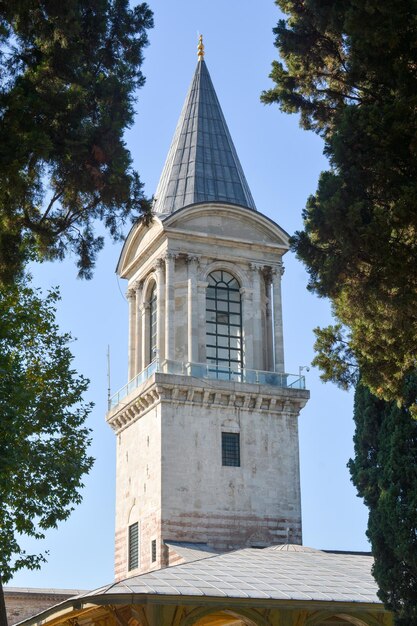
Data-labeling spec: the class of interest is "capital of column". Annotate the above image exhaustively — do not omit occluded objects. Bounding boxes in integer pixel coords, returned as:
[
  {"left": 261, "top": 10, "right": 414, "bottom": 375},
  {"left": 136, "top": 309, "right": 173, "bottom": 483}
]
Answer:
[
  {"left": 186, "top": 254, "right": 200, "bottom": 265},
  {"left": 133, "top": 279, "right": 143, "bottom": 293},
  {"left": 271, "top": 261, "right": 285, "bottom": 277},
  {"left": 126, "top": 287, "right": 136, "bottom": 301},
  {"left": 249, "top": 262, "right": 264, "bottom": 272},
  {"left": 154, "top": 257, "right": 165, "bottom": 272}
]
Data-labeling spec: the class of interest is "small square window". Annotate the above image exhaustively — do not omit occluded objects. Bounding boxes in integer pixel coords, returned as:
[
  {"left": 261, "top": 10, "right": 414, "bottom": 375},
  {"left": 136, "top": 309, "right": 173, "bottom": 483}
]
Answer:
[
  {"left": 151, "top": 539, "right": 157, "bottom": 563},
  {"left": 128, "top": 522, "right": 139, "bottom": 570},
  {"left": 222, "top": 432, "right": 240, "bottom": 467}
]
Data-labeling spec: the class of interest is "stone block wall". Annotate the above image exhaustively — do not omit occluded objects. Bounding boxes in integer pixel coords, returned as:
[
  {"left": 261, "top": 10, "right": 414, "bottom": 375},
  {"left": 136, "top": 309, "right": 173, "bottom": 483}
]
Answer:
[{"left": 5, "top": 588, "right": 85, "bottom": 626}]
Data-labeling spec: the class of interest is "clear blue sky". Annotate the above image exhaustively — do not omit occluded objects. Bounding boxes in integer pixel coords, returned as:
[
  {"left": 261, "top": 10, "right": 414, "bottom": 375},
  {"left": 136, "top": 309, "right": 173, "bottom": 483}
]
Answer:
[{"left": 10, "top": 0, "right": 369, "bottom": 591}]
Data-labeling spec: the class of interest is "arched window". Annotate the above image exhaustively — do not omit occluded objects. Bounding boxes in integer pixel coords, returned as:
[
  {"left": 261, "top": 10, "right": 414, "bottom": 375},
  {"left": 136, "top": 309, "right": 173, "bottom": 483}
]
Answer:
[
  {"left": 149, "top": 284, "right": 157, "bottom": 363},
  {"left": 206, "top": 270, "right": 242, "bottom": 378}
]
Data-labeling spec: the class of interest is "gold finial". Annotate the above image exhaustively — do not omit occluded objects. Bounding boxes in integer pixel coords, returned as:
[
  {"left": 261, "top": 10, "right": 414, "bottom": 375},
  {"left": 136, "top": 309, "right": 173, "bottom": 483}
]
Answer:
[{"left": 197, "top": 34, "right": 204, "bottom": 61}]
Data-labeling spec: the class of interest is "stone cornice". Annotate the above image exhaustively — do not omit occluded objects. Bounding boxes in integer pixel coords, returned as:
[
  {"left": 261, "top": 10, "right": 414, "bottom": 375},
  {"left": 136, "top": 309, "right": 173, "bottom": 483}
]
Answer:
[{"left": 106, "top": 373, "right": 309, "bottom": 434}]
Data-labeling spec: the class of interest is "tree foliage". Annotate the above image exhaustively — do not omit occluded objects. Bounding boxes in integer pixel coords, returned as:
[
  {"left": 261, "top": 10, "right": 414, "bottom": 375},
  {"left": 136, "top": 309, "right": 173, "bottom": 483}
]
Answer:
[
  {"left": 262, "top": 0, "right": 417, "bottom": 408},
  {"left": 0, "top": 0, "right": 153, "bottom": 283},
  {"left": 349, "top": 379, "right": 417, "bottom": 625},
  {"left": 0, "top": 275, "right": 94, "bottom": 585}
]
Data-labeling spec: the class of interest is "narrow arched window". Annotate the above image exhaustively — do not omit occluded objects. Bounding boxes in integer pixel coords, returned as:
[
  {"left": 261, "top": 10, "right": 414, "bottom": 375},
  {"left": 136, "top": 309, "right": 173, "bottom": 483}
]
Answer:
[
  {"left": 206, "top": 270, "right": 242, "bottom": 377},
  {"left": 149, "top": 284, "right": 157, "bottom": 363}
]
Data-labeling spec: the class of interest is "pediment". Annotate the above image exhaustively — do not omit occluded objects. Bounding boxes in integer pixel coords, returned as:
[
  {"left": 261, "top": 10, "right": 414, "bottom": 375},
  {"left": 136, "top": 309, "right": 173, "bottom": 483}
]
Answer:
[
  {"left": 117, "top": 218, "right": 164, "bottom": 278},
  {"left": 165, "top": 203, "right": 289, "bottom": 248},
  {"left": 117, "top": 203, "right": 289, "bottom": 278}
]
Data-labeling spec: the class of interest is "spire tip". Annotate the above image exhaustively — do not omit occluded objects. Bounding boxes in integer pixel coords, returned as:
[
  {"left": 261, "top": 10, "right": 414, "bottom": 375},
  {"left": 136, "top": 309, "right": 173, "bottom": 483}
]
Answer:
[{"left": 197, "top": 34, "right": 204, "bottom": 61}]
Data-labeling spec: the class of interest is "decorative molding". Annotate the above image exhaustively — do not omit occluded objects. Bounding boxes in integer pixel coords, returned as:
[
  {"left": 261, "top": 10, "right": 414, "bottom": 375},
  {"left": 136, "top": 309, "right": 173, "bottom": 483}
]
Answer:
[{"left": 106, "top": 376, "right": 309, "bottom": 434}]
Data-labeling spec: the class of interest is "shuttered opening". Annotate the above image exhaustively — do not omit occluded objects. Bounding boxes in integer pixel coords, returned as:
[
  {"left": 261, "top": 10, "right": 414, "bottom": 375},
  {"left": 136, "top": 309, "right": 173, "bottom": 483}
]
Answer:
[{"left": 128, "top": 522, "right": 139, "bottom": 570}]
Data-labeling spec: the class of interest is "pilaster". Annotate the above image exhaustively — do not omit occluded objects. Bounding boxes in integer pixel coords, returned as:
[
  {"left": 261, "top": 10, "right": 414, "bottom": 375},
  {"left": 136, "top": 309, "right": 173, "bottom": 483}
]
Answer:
[
  {"left": 250, "top": 263, "right": 263, "bottom": 370},
  {"left": 272, "top": 261, "right": 285, "bottom": 373},
  {"left": 198, "top": 279, "right": 209, "bottom": 363},
  {"left": 164, "top": 253, "right": 176, "bottom": 361},
  {"left": 265, "top": 272, "right": 274, "bottom": 372},
  {"left": 155, "top": 258, "right": 165, "bottom": 363},
  {"left": 241, "top": 286, "right": 254, "bottom": 369},
  {"left": 141, "top": 301, "right": 149, "bottom": 368},
  {"left": 187, "top": 255, "right": 199, "bottom": 363},
  {"left": 134, "top": 281, "right": 143, "bottom": 375},
  {"left": 127, "top": 288, "right": 136, "bottom": 380}
]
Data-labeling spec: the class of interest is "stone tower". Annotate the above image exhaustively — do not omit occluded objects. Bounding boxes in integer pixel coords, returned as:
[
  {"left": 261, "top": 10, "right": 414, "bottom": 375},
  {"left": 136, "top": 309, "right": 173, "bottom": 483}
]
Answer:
[{"left": 106, "top": 39, "right": 309, "bottom": 581}]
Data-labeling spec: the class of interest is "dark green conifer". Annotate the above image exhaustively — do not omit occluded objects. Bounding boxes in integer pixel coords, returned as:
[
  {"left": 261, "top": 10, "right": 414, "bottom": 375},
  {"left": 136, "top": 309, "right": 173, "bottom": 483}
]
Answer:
[
  {"left": 262, "top": 0, "right": 417, "bottom": 409},
  {"left": 0, "top": 1, "right": 153, "bottom": 282},
  {"left": 349, "top": 379, "right": 417, "bottom": 625}
]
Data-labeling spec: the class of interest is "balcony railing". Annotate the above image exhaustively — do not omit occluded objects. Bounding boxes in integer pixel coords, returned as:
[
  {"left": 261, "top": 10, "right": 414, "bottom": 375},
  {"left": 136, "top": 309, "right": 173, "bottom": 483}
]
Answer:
[{"left": 109, "top": 359, "right": 306, "bottom": 410}]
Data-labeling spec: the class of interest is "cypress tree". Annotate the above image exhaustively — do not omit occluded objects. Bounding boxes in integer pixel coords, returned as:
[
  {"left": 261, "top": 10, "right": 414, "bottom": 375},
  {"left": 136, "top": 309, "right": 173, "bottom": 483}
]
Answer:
[{"left": 349, "top": 379, "right": 417, "bottom": 624}]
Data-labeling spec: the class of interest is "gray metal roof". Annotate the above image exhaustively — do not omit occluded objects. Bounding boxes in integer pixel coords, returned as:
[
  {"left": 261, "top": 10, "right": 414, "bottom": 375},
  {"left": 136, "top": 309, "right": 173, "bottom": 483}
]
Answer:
[
  {"left": 165, "top": 541, "right": 219, "bottom": 562},
  {"left": 4, "top": 588, "right": 86, "bottom": 596},
  {"left": 79, "top": 546, "right": 381, "bottom": 604},
  {"left": 153, "top": 59, "right": 256, "bottom": 215}
]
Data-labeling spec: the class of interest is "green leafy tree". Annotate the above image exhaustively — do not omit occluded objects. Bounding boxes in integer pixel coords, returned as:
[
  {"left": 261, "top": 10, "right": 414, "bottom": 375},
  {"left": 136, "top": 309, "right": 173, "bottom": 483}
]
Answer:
[
  {"left": 349, "top": 379, "right": 417, "bottom": 626},
  {"left": 262, "top": 0, "right": 417, "bottom": 409},
  {"left": 0, "top": 0, "right": 153, "bottom": 283},
  {"left": 0, "top": 276, "right": 94, "bottom": 624}
]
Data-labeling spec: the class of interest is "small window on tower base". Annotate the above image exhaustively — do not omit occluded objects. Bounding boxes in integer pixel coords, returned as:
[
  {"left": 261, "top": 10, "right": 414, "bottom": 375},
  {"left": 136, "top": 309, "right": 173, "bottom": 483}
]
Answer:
[
  {"left": 222, "top": 432, "right": 240, "bottom": 467},
  {"left": 128, "top": 522, "right": 139, "bottom": 570},
  {"left": 151, "top": 539, "right": 157, "bottom": 563}
]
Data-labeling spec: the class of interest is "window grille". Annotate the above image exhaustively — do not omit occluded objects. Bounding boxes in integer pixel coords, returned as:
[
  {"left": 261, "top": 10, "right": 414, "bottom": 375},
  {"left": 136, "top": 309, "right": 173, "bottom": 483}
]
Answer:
[
  {"left": 222, "top": 432, "right": 240, "bottom": 467},
  {"left": 151, "top": 539, "right": 157, "bottom": 563},
  {"left": 128, "top": 522, "right": 139, "bottom": 570},
  {"left": 206, "top": 270, "right": 242, "bottom": 379}
]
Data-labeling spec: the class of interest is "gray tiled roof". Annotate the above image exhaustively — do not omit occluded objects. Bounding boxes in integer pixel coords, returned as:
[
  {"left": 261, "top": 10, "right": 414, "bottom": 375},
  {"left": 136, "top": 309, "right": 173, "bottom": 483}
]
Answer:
[
  {"left": 153, "top": 59, "right": 256, "bottom": 215},
  {"left": 80, "top": 547, "right": 381, "bottom": 604}
]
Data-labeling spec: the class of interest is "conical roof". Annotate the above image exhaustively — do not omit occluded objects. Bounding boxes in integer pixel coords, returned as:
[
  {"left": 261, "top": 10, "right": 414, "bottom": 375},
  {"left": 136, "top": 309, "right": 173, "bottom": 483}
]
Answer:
[{"left": 153, "top": 57, "right": 256, "bottom": 216}]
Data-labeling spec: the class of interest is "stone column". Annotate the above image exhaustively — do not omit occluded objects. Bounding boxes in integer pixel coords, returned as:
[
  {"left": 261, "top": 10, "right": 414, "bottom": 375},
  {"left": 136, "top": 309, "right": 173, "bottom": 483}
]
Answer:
[
  {"left": 272, "top": 261, "right": 285, "bottom": 372},
  {"left": 141, "top": 301, "right": 149, "bottom": 367},
  {"left": 127, "top": 287, "right": 136, "bottom": 381},
  {"left": 250, "top": 263, "right": 263, "bottom": 370},
  {"left": 134, "top": 281, "right": 143, "bottom": 375},
  {"left": 197, "top": 280, "right": 208, "bottom": 363},
  {"left": 164, "top": 253, "right": 175, "bottom": 363},
  {"left": 187, "top": 255, "right": 199, "bottom": 364},
  {"left": 265, "top": 272, "right": 274, "bottom": 371},
  {"left": 241, "top": 286, "right": 254, "bottom": 370},
  {"left": 155, "top": 258, "right": 165, "bottom": 363}
]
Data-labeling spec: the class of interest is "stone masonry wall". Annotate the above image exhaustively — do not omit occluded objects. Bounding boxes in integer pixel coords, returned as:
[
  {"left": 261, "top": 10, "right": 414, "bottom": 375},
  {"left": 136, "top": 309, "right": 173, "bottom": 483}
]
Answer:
[{"left": 5, "top": 589, "right": 84, "bottom": 626}]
